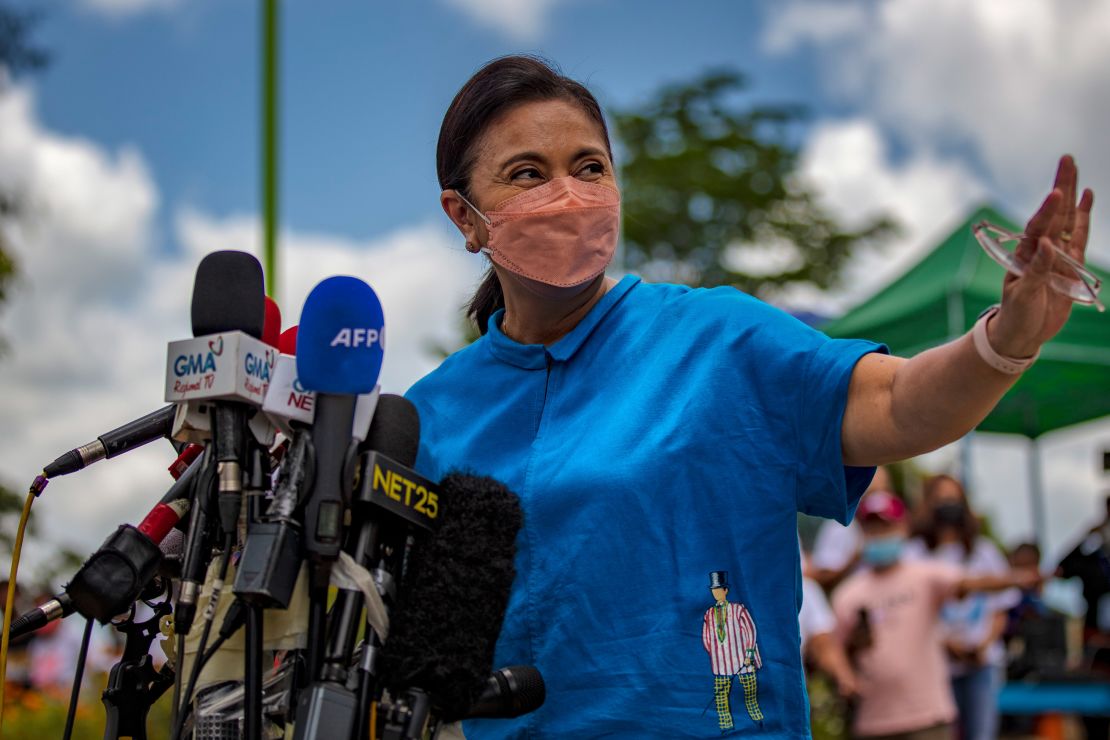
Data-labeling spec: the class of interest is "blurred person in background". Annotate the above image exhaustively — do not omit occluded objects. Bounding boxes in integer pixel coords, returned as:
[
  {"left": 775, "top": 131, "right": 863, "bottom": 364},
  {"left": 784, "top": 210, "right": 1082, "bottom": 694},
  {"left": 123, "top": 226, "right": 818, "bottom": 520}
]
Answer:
[
  {"left": 1057, "top": 494, "right": 1110, "bottom": 638},
  {"left": 905, "top": 474, "right": 1018, "bottom": 740},
  {"left": 1056, "top": 496, "right": 1110, "bottom": 740},
  {"left": 810, "top": 466, "right": 894, "bottom": 591},
  {"left": 800, "top": 557, "right": 859, "bottom": 701},
  {"left": 832, "top": 492, "right": 1039, "bottom": 740}
]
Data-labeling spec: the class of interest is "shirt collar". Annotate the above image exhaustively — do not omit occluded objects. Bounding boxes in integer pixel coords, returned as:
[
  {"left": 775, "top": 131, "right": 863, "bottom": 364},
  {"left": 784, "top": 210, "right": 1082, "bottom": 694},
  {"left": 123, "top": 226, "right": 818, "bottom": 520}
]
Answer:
[{"left": 485, "top": 274, "right": 640, "bottom": 369}]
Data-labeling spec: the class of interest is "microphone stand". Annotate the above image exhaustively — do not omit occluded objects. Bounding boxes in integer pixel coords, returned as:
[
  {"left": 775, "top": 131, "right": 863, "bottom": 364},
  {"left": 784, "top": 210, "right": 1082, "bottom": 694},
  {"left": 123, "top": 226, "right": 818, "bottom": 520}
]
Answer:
[
  {"left": 242, "top": 443, "right": 269, "bottom": 740},
  {"left": 102, "top": 595, "right": 175, "bottom": 740}
]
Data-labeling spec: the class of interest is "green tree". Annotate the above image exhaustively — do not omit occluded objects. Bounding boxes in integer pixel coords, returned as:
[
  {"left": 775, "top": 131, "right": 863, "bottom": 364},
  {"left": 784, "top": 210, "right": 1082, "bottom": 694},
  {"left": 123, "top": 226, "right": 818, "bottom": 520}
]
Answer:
[
  {"left": 0, "top": 3, "right": 49, "bottom": 311},
  {"left": 612, "top": 69, "right": 894, "bottom": 296}
]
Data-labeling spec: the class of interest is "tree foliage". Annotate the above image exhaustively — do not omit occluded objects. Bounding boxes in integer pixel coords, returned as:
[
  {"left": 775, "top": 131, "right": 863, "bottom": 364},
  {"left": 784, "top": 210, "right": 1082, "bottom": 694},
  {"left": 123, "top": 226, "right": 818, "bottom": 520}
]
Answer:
[
  {"left": 611, "top": 69, "right": 894, "bottom": 296},
  {"left": 0, "top": 4, "right": 49, "bottom": 78},
  {"left": 0, "top": 4, "right": 48, "bottom": 323}
]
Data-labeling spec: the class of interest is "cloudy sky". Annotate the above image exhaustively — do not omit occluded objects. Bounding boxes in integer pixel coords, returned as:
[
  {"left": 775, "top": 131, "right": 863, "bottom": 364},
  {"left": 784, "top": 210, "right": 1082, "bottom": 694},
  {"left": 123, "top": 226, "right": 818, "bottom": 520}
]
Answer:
[{"left": 0, "top": 0, "right": 1108, "bottom": 579}]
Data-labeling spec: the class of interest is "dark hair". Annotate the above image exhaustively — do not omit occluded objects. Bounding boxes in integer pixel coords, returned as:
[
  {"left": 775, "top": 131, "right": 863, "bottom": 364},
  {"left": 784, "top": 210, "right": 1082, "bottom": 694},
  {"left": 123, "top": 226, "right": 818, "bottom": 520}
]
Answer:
[
  {"left": 1010, "top": 541, "right": 1041, "bottom": 564},
  {"left": 436, "top": 55, "right": 613, "bottom": 334},
  {"left": 912, "top": 474, "right": 978, "bottom": 559}
]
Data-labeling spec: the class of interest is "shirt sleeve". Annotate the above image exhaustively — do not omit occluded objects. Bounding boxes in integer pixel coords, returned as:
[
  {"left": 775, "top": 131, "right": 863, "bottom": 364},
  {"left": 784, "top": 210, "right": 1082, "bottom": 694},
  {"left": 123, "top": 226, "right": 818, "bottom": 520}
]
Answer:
[
  {"left": 976, "top": 538, "right": 1022, "bottom": 611},
  {"left": 795, "top": 336, "right": 887, "bottom": 523},
  {"left": 928, "top": 562, "right": 966, "bottom": 606}
]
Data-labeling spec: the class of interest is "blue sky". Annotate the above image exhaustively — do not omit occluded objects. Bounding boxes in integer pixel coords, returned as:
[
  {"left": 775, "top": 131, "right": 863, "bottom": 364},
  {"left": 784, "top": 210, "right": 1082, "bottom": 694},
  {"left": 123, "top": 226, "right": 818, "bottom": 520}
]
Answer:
[
  {"left": 2, "top": 0, "right": 1109, "bottom": 574},
  {"left": 21, "top": 1, "right": 819, "bottom": 246}
]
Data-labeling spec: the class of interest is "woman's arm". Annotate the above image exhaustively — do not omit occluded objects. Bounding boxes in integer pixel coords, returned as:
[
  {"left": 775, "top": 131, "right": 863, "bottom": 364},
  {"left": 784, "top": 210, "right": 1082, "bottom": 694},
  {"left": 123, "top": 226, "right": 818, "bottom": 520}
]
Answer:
[{"left": 841, "top": 156, "right": 1094, "bottom": 466}]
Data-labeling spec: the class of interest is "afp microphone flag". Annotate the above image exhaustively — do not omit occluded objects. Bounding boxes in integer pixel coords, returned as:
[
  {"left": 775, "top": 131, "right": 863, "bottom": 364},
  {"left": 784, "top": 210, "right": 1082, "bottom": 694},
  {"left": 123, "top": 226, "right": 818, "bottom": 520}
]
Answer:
[{"left": 296, "top": 276, "right": 385, "bottom": 395}]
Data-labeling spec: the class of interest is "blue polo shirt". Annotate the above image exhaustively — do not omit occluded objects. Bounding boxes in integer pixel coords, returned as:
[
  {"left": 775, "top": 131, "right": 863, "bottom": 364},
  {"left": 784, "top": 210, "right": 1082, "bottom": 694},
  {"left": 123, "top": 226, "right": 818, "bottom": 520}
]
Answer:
[{"left": 405, "top": 275, "right": 881, "bottom": 738}]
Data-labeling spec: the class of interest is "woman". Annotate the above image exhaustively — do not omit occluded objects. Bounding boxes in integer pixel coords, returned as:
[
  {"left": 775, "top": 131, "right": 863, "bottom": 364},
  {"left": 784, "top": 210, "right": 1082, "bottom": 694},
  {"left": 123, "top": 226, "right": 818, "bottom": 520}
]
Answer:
[
  {"left": 906, "top": 476, "right": 1020, "bottom": 740},
  {"left": 405, "top": 55, "right": 1094, "bottom": 738}
]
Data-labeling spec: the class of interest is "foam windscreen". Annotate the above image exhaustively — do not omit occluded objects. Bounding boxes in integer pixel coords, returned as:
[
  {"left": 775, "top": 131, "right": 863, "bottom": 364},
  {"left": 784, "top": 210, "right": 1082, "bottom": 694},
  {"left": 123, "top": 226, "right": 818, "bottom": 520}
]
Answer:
[
  {"left": 362, "top": 394, "right": 420, "bottom": 466},
  {"left": 378, "top": 472, "right": 523, "bottom": 721},
  {"left": 190, "top": 251, "right": 266, "bottom": 338},
  {"left": 295, "top": 276, "right": 384, "bottom": 395},
  {"left": 277, "top": 325, "right": 298, "bottom": 356},
  {"left": 262, "top": 296, "right": 282, "bottom": 348}
]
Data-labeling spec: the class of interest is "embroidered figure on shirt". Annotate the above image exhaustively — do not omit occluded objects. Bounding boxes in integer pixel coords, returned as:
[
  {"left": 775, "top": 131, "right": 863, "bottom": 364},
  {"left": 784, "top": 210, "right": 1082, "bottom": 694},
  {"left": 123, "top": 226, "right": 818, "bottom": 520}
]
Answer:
[{"left": 701, "top": 570, "right": 764, "bottom": 733}]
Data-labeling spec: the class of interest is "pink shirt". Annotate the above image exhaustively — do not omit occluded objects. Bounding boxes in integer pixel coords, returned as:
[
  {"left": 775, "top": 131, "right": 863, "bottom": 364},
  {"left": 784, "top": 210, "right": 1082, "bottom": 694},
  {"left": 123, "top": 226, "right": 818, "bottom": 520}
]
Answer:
[
  {"left": 701, "top": 601, "right": 761, "bottom": 676},
  {"left": 833, "top": 560, "right": 962, "bottom": 737}
]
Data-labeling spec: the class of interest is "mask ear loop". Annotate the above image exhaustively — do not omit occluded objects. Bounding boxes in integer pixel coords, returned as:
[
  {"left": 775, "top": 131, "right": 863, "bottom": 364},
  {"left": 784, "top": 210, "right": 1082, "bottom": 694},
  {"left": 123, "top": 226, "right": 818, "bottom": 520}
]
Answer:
[{"left": 454, "top": 190, "right": 495, "bottom": 256}]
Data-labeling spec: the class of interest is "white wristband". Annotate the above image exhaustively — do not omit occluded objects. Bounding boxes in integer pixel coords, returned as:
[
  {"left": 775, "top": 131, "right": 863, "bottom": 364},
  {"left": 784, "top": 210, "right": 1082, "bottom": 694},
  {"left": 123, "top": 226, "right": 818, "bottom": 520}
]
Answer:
[{"left": 972, "top": 305, "right": 1038, "bottom": 375}]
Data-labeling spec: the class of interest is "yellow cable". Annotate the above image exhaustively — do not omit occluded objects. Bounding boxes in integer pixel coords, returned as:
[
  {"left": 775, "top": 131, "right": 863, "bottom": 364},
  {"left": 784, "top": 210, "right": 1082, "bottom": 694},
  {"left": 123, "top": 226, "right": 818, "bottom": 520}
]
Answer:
[{"left": 0, "top": 487, "right": 36, "bottom": 735}]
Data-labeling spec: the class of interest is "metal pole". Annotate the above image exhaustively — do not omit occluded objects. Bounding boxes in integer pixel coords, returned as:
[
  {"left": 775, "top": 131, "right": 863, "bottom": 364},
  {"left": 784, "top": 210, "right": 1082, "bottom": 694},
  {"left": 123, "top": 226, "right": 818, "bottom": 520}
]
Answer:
[
  {"left": 262, "top": 0, "right": 279, "bottom": 297},
  {"left": 1028, "top": 437, "right": 1048, "bottom": 548}
]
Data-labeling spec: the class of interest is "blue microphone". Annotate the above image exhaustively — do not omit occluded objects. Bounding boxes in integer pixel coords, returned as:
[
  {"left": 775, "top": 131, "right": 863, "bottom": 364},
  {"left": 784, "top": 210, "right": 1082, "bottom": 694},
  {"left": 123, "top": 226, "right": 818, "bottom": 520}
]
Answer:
[
  {"left": 296, "top": 276, "right": 383, "bottom": 562},
  {"left": 294, "top": 275, "right": 385, "bottom": 687}
]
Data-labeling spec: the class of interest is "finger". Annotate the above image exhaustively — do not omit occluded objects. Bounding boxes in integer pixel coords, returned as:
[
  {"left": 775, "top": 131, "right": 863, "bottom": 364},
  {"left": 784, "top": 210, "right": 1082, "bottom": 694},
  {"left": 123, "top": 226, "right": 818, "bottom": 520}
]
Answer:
[
  {"left": 1056, "top": 155, "right": 1077, "bottom": 226},
  {"left": 1024, "top": 188, "right": 1063, "bottom": 238},
  {"left": 1070, "top": 188, "right": 1095, "bottom": 260},
  {"left": 1028, "top": 236, "right": 1056, "bottom": 279}
]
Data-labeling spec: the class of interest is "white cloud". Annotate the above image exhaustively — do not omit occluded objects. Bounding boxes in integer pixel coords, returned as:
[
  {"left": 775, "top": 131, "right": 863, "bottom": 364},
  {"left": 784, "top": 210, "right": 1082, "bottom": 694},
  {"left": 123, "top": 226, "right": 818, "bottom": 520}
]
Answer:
[
  {"left": 0, "top": 82, "right": 481, "bottom": 575},
  {"left": 761, "top": 1, "right": 869, "bottom": 55},
  {"left": 441, "top": 0, "right": 567, "bottom": 42},
  {"left": 761, "top": 0, "right": 1110, "bottom": 557},
  {"left": 773, "top": 118, "right": 987, "bottom": 314},
  {"left": 79, "top": 0, "right": 178, "bottom": 18},
  {"left": 762, "top": 0, "right": 1110, "bottom": 264}
]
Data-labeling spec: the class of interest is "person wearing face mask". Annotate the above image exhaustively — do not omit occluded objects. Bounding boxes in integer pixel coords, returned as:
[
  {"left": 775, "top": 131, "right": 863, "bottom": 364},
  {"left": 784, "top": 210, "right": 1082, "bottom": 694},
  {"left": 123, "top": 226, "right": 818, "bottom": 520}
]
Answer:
[
  {"left": 903, "top": 475, "right": 1019, "bottom": 740},
  {"left": 832, "top": 493, "right": 1038, "bottom": 740},
  {"left": 405, "top": 55, "right": 1094, "bottom": 738}
]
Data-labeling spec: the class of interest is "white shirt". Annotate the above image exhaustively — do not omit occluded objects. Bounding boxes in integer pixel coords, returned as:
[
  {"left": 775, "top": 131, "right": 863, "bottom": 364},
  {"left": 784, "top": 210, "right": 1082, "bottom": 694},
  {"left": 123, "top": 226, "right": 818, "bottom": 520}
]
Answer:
[
  {"left": 812, "top": 518, "right": 862, "bottom": 571},
  {"left": 799, "top": 577, "right": 836, "bottom": 648}
]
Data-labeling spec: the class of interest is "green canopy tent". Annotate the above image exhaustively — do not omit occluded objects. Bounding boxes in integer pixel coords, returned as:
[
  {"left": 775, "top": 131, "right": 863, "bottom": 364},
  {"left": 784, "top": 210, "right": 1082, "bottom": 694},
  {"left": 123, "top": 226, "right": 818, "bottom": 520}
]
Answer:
[{"left": 822, "top": 205, "right": 1110, "bottom": 544}]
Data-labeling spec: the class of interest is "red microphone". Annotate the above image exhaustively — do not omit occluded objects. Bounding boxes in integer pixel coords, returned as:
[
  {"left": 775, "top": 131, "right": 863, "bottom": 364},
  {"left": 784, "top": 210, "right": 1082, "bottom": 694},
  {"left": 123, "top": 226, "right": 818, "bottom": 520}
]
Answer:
[
  {"left": 278, "top": 325, "right": 298, "bottom": 355},
  {"left": 263, "top": 296, "right": 282, "bottom": 348}
]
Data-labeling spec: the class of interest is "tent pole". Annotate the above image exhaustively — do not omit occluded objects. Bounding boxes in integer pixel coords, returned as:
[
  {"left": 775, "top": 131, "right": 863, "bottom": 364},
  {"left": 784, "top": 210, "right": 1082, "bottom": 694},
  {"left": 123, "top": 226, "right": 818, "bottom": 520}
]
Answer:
[
  {"left": 1028, "top": 437, "right": 1047, "bottom": 547},
  {"left": 959, "top": 433, "right": 974, "bottom": 488}
]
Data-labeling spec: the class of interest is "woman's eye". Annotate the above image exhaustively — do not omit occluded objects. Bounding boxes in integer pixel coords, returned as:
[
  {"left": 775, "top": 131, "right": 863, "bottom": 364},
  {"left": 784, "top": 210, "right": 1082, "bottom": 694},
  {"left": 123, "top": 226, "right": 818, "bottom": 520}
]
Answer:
[
  {"left": 510, "top": 167, "right": 542, "bottom": 181},
  {"left": 578, "top": 162, "right": 605, "bottom": 178}
]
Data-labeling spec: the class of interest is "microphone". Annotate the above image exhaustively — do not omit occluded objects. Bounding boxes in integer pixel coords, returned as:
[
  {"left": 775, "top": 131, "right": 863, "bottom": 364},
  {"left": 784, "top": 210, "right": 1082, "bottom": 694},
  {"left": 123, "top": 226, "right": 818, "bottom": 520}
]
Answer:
[
  {"left": 465, "top": 666, "right": 546, "bottom": 720},
  {"left": 377, "top": 472, "right": 524, "bottom": 725},
  {"left": 277, "top": 325, "right": 298, "bottom": 355},
  {"left": 295, "top": 276, "right": 384, "bottom": 567},
  {"left": 8, "top": 593, "right": 74, "bottom": 640},
  {"left": 42, "top": 405, "right": 176, "bottom": 479},
  {"left": 174, "top": 250, "right": 267, "bottom": 636},
  {"left": 262, "top": 296, "right": 282, "bottom": 348},
  {"left": 11, "top": 457, "right": 201, "bottom": 636}
]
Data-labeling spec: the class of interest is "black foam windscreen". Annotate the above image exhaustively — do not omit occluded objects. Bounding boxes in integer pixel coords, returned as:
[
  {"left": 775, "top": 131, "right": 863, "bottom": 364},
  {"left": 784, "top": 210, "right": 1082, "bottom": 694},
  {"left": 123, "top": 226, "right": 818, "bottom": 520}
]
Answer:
[
  {"left": 362, "top": 394, "right": 421, "bottom": 466},
  {"left": 378, "top": 472, "right": 523, "bottom": 721},
  {"left": 190, "top": 251, "right": 266, "bottom": 338}
]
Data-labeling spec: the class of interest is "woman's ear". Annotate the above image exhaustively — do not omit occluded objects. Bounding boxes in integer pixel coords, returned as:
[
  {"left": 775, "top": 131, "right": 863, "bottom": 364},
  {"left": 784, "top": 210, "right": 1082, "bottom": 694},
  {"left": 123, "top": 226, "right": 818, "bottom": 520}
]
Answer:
[{"left": 441, "top": 190, "right": 480, "bottom": 246}]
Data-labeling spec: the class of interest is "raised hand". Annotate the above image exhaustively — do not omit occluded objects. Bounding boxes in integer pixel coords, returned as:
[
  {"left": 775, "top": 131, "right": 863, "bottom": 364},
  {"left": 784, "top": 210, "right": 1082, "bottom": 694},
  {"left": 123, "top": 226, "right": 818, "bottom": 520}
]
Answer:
[{"left": 988, "top": 155, "right": 1096, "bottom": 358}]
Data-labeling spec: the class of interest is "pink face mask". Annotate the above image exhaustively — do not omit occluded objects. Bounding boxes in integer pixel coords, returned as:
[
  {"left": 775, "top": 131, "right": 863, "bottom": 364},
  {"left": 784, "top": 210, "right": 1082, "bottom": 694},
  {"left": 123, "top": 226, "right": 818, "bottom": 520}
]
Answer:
[{"left": 458, "top": 176, "right": 621, "bottom": 288}]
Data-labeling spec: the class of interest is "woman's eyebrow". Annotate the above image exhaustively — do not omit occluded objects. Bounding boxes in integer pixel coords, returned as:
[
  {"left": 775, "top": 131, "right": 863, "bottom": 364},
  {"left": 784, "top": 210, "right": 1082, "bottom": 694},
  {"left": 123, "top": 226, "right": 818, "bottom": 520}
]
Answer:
[
  {"left": 499, "top": 151, "right": 548, "bottom": 170},
  {"left": 573, "top": 146, "right": 608, "bottom": 161}
]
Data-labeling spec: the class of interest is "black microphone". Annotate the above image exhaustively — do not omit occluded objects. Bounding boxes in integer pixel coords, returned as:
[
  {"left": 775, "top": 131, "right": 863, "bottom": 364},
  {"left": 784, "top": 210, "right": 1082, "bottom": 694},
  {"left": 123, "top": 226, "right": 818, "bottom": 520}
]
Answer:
[
  {"left": 175, "top": 251, "right": 266, "bottom": 636},
  {"left": 378, "top": 471, "right": 524, "bottom": 725},
  {"left": 11, "top": 458, "right": 201, "bottom": 636},
  {"left": 42, "top": 405, "right": 176, "bottom": 478},
  {"left": 8, "top": 593, "right": 74, "bottom": 640},
  {"left": 465, "top": 666, "right": 546, "bottom": 720}
]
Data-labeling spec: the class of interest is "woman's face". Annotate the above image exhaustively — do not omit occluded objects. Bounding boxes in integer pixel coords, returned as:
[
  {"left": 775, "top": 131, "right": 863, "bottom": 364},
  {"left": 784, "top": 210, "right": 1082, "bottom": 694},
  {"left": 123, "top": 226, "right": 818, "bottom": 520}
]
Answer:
[
  {"left": 929, "top": 478, "right": 965, "bottom": 507},
  {"left": 442, "top": 97, "right": 617, "bottom": 254}
]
